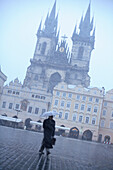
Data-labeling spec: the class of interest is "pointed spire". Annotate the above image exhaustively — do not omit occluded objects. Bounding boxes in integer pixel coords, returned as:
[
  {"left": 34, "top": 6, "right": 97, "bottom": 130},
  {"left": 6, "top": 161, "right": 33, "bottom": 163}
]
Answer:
[
  {"left": 93, "top": 27, "right": 95, "bottom": 37},
  {"left": 79, "top": 15, "right": 83, "bottom": 30},
  {"left": 72, "top": 24, "right": 77, "bottom": 39},
  {"left": 43, "top": 0, "right": 58, "bottom": 37},
  {"left": 45, "top": 12, "right": 49, "bottom": 26},
  {"left": 79, "top": 3, "right": 92, "bottom": 37},
  {"left": 49, "top": 0, "right": 56, "bottom": 20},
  {"left": 84, "top": 3, "right": 90, "bottom": 25},
  {"left": 37, "top": 19, "right": 42, "bottom": 35},
  {"left": 90, "top": 16, "right": 94, "bottom": 31}
]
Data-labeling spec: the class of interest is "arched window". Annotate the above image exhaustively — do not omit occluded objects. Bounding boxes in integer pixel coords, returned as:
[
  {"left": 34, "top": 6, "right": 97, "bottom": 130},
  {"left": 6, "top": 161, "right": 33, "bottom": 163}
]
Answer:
[
  {"left": 41, "top": 42, "right": 47, "bottom": 55},
  {"left": 78, "top": 46, "right": 84, "bottom": 59}
]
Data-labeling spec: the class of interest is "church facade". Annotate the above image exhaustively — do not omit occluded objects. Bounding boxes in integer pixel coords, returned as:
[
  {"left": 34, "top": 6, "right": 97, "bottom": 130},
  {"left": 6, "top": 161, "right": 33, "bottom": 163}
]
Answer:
[
  {"left": 23, "top": 1, "right": 95, "bottom": 93},
  {"left": 1, "top": 2, "right": 112, "bottom": 143}
]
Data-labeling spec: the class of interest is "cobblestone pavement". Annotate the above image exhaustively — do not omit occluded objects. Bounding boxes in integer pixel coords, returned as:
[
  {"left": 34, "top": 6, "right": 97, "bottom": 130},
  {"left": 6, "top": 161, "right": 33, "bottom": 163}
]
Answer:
[{"left": 0, "top": 126, "right": 113, "bottom": 170}]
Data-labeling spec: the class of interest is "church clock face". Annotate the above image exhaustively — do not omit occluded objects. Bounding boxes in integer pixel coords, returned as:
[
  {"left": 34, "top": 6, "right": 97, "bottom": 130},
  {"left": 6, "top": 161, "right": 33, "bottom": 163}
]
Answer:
[{"left": 59, "top": 47, "right": 64, "bottom": 52}]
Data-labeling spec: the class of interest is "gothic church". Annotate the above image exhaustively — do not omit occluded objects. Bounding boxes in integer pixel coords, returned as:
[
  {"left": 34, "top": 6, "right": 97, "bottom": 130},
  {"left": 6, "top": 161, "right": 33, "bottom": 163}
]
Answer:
[{"left": 23, "top": 1, "right": 95, "bottom": 93}]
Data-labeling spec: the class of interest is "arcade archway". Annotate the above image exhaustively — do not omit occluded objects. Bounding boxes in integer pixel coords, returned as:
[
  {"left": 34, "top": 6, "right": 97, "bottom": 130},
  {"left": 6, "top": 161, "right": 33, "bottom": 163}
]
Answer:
[
  {"left": 69, "top": 127, "right": 79, "bottom": 139},
  {"left": 35, "top": 120, "right": 42, "bottom": 131},
  {"left": 58, "top": 125, "right": 65, "bottom": 136},
  {"left": 82, "top": 130, "right": 92, "bottom": 141},
  {"left": 25, "top": 118, "right": 32, "bottom": 129}
]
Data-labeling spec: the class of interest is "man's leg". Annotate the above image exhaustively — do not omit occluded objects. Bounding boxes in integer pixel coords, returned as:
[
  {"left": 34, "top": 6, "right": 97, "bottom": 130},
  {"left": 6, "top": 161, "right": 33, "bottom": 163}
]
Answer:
[
  {"left": 46, "top": 148, "right": 51, "bottom": 155},
  {"left": 39, "top": 139, "right": 45, "bottom": 154}
]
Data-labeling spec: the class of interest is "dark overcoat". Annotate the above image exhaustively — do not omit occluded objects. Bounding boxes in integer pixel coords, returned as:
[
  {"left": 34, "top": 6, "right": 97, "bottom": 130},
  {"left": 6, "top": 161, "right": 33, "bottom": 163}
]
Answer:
[{"left": 43, "top": 118, "right": 55, "bottom": 149}]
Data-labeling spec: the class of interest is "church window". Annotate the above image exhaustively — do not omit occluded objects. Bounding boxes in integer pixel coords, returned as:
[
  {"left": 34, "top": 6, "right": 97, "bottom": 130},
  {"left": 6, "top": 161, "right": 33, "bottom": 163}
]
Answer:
[
  {"left": 38, "top": 43, "right": 41, "bottom": 50},
  {"left": 9, "top": 103, "right": 13, "bottom": 109},
  {"left": 78, "top": 46, "right": 84, "bottom": 59},
  {"left": 41, "top": 42, "right": 47, "bottom": 55},
  {"left": 35, "top": 108, "right": 39, "bottom": 114},
  {"left": 2, "top": 102, "right": 6, "bottom": 108},
  {"left": 32, "top": 94, "right": 34, "bottom": 98},
  {"left": 28, "top": 106, "right": 32, "bottom": 113}
]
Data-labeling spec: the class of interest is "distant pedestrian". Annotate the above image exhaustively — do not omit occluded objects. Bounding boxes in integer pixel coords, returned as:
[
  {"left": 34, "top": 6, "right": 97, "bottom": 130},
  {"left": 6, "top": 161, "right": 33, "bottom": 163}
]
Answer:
[{"left": 39, "top": 116, "right": 55, "bottom": 155}]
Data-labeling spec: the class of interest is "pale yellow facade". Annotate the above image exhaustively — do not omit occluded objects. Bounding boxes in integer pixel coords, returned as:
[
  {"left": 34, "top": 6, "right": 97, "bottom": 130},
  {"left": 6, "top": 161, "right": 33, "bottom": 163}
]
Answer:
[
  {"left": 0, "top": 78, "right": 52, "bottom": 123},
  {"left": 51, "top": 82, "right": 113, "bottom": 143},
  {"left": 99, "top": 89, "right": 113, "bottom": 143}
]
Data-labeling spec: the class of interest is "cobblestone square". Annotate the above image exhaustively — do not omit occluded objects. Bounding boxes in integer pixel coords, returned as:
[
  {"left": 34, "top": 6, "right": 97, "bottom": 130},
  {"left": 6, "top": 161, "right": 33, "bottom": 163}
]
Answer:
[{"left": 0, "top": 126, "right": 113, "bottom": 170}]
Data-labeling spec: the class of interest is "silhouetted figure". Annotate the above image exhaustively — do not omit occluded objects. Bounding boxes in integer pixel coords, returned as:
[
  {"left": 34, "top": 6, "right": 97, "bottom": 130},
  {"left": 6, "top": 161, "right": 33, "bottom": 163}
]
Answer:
[{"left": 39, "top": 116, "right": 55, "bottom": 155}]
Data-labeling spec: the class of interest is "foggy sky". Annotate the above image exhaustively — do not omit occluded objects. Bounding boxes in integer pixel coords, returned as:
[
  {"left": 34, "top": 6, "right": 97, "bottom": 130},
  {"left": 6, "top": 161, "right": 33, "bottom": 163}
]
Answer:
[{"left": 0, "top": 0, "right": 113, "bottom": 91}]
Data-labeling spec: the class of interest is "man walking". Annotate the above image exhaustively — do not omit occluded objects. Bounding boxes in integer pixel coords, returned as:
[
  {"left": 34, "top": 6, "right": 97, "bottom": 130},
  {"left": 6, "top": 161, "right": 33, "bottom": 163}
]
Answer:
[{"left": 39, "top": 115, "right": 55, "bottom": 155}]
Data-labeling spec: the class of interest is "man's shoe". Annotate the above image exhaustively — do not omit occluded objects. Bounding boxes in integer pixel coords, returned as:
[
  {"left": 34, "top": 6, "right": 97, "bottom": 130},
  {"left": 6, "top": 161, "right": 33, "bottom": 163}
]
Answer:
[
  {"left": 39, "top": 150, "right": 44, "bottom": 154},
  {"left": 47, "top": 151, "right": 51, "bottom": 155}
]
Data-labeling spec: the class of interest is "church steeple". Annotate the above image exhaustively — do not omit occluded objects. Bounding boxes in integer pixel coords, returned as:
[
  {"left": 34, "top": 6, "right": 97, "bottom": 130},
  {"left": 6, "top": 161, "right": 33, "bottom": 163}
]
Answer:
[
  {"left": 42, "top": 0, "right": 58, "bottom": 37},
  {"left": 79, "top": 3, "right": 93, "bottom": 37},
  {"left": 37, "top": 19, "right": 42, "bottom": 36}
]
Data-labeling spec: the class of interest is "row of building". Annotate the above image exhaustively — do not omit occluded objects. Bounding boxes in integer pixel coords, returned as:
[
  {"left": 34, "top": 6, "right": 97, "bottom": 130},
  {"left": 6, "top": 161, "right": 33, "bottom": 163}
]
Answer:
[{"left": 0, "top": 69, "right": 113, "bottom": 143}]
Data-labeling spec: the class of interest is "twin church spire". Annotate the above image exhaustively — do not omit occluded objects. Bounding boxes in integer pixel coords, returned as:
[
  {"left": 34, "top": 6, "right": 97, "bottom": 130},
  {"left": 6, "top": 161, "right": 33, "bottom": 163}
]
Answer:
[
  {"left": 37, "top": 0, "right": 59, "bottom": 38},
  {"left": 72, "top": 2, "right": 95, "bottom": 49}
]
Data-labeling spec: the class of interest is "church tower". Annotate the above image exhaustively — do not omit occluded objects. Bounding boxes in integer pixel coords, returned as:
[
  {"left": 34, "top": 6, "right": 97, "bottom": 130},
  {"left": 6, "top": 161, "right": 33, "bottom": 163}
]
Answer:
[
  {"left": 23, "top": 1, "right": 95, "bottom": 92},
  {"left": 23, "top": 1, "right": 69, "bottom": 92},
  {"left": 70, "top": 3, "right": 95, "bottom": 87},
  {"left": 33, "top": 1, "right": 59, "bottom": 62}
]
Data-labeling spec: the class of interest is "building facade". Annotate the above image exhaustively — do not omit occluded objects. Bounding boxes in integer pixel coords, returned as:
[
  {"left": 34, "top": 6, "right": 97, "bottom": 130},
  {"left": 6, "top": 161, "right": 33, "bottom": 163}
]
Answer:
[
  {"left": 23, "top": 1, "right": 95, "bottom": 93},
  {"left": 51, "top": 82, "right": 113, "bottom": 143},
  {"left": 0, "top": 78, "right": 52, "bottom": 124},
  {"left": 0, "top": 68, "right": 7, "bottom": 98}
]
